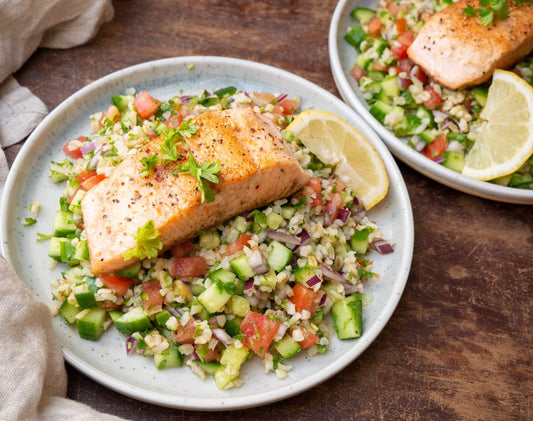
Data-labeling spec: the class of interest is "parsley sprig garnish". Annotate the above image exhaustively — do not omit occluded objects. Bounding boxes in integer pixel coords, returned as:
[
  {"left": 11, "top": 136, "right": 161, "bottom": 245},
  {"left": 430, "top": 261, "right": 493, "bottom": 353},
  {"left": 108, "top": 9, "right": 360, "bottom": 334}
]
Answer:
[
  {"left": 123, "top": 220, "right": 162, "bottom": 260},
  {"left": 463, "top": 0, "right": 531, "bottom": 26},
  {"left": 174, "top": 152, "right": 221, "bottom": 203}
]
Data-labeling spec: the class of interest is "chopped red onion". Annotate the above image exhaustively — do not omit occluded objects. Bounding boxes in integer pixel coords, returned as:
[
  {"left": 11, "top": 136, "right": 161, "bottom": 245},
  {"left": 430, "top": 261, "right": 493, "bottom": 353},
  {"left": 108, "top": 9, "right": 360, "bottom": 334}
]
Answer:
[
  {"left": 412, "top": 136, "right": 427, "bottom": 152},
  {"left": 398, "top": 77, "right": 409, "bottom": 90},
  {"left": 87, "top": 146, "right": 104, "bottom": 170},
  {"left": 318, "top": 293, "right": 327, "bottom": 307},
  {"left": 125, "top": 336, "right": 137, "bottom": 356},
  {"left": 81, "top": 143, "right": 95, "bottom": 155},
  {"left": 371, "top": 238, "right": 394, "bottom": 254},
  {"left": 180, "top": 94, "right": 191, "bottom": 101},
  {"left": 244, "top": 279, "right": 255, "bottom": 291},
  {"left": 337, "top": 208, "right": 351, "bottom": 223},
  {"left": 352, "top": 209, "right": 367, "bottom": 224},
  {"left": 267, "top": 230, "right": 301, "bottom": 247},
  {"left": 320, "top": 265, "right": 348, "bottom": 284},
  {"left": 297, "top": 230, "right": 311, "bottom": 246},
  {"left": 276, "top": 93, "right": 288, "bottom": 103},
  {"left": 212, "top": 328, "right": 233, "bottom": 347},
  {"left": 432, "top": 110, "right": 449, "bottom": 122},
  {"left": 165, "top": 305, "right": 183, "bottom": 318},
  {"left": 192, "top": 350, "right": 200, "bottom": 360},
  {"left": 432, "top": 156, "right": 446, "bottom": 164},
  {"left": 305, "top": 274, "right": 322, "bottom": 288}
]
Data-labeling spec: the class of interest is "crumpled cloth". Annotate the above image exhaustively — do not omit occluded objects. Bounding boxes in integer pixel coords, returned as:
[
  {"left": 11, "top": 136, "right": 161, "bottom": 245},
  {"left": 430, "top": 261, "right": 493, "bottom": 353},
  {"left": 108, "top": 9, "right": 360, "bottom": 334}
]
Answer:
[{"left": 0, "top": 1, "right": 128, "bottom": 419}]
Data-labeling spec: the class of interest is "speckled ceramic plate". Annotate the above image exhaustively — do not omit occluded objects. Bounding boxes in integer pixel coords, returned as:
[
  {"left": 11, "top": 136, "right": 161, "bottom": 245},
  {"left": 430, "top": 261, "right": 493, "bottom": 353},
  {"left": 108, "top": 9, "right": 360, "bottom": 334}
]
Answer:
[
  {"left": 0, "top": 56, "right": 413, "bottom": 410},
  {"left": 329, "top": 0, "right": 533, "bottom": 205}
]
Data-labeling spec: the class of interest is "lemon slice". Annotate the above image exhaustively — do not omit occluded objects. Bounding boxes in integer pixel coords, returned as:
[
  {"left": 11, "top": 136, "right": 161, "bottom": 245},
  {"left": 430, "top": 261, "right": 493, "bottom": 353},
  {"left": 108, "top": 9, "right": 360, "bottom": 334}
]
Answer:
[
  {"left": 287, "top": 110, "right": 389, "bottom": 209},
  {"left": 462, "top": 70, "right": 533, "bottom": 181}
]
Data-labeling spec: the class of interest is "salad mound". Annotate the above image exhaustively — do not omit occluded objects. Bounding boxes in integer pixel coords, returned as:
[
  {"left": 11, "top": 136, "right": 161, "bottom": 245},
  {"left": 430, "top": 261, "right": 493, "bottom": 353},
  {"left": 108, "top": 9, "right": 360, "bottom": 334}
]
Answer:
[
  {"left": 345, "top": 0, "right": 533, "bottom": 189},
  {"left": 45, "top": 86, "right": 393, "bottom": 389}
]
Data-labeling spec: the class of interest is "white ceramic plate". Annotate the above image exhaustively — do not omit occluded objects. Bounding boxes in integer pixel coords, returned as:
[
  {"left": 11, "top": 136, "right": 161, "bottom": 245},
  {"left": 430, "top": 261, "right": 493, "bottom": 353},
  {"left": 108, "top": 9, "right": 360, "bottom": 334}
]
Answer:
[
  {"left": 329, "top": 0, "right": 533, "bottom": 205},
  {"left": 0, "top": 56, "right": 413, "bottom": 410}
]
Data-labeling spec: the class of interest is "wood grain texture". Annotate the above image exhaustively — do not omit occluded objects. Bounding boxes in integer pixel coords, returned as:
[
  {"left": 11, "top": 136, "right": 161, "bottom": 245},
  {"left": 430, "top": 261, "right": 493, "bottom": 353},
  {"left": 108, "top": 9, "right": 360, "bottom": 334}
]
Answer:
[{"left": 7, "top": 0, "right": 532, "bottom": 419}]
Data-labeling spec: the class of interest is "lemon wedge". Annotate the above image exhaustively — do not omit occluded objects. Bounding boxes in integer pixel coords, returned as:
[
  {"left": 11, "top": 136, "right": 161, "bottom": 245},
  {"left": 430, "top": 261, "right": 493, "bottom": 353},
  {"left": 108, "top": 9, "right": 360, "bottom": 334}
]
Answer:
[
  {"left": 462, "top": 70, "right": 533, "bottom": 181},
  {"left": 287, "top": 110, "right": 389, "bottom": 209}
]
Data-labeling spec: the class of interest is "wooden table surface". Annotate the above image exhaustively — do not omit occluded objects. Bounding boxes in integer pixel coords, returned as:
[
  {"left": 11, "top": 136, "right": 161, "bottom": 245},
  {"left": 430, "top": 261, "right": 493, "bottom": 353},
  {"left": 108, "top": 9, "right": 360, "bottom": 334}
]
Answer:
[{"left": 7, "top": 1, "right": 531, "bottom": 419}]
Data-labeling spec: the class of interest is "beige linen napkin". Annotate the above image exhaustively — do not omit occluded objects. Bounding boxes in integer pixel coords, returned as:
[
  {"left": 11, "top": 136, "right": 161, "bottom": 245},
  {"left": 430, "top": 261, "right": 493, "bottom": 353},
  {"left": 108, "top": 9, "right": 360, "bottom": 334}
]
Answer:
[{"left": 0, "top": 1, "right": 130, "bottom": 419}]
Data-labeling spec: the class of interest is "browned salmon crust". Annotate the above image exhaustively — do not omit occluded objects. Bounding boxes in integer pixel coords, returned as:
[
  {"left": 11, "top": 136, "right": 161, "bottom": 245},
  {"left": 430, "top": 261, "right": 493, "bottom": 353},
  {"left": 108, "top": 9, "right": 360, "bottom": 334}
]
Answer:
[
  {"left": 81, "top": 108, "right": 310, "bottom": 276},
  {"left": 407, "top": 0, "right": 533, "bottom": 90}
]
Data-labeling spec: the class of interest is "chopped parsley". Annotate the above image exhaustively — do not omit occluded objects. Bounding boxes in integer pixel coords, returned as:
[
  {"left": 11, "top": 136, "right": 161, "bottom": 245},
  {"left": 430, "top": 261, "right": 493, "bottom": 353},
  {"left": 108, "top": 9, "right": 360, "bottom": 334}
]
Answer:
[
  {"left": 463, "top": 0, "right": 532, "bottom": 26},
  {"left": 174, "top": 152, "right": 221, "bottom": 203},
  {"left": 123, "top": 220, "right": 163, "bottom": 260}
]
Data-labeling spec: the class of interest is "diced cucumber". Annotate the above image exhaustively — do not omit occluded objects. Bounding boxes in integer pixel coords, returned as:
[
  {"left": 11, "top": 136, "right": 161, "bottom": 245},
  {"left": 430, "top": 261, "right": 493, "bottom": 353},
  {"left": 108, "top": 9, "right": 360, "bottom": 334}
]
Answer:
[
  {"left": 74, "top": 239, "right": 90, "bottom": 262},
  {"left": 419, "top": 128, "right": 438, "bottom": 144},
  {"left": 113, "top": 307, "right": 152, "bottom": 335},
  {"left": 281, "top": 206, "right": 296, "bottom": 220},
  {"left": 472, "top": 86, "right": 488, "bottom": 107},
  {"left": 59, "top": 300, "right": 80, "bottom": 325},
  {"left": 274, "top": 334, "right": 302, "bottom": 359},
  {"left": 49, "top": 159, "right": 73, "bottom": 183},
  {"left": 74, "top": 291, "right": 98, "bottom": 309},
  {"left": 378, "top": 10, "right": 395, "bottom": 27},
  {"left": 68, "top": 189, "right": 86, "bottom": 215},
  {"left": 292, "top": 265, "right": 317, "bottom": 284},
  {"left": 229, "top": 295, "right": 250, "bottom": 318},
  {"left": 373, "top": 38, "right": 389, "bottom": 56},
  {"left": 260, "top": 269, "right": 278, "bottom": 289},
  {"left": 199, "top": 230, "right": 220, "bottom": 249},
  {"left": 116, "top": 261, "right": 141, "bottom": 278},
  {"left": 76, "top": 308, "right": 108, "bottom": 341},
  {"left": 190, "top": 283, "right": 206, "bottom": 296},
  {"left": 442, "top": 151, "right": 465, "bottom": 173},
  {"left": 111, "top": 94, "right": 135, "bottom": 112},
  {"left": 367, "top": 69, "right": 386, "bottom": 82},
  {"left": 355, "top": 53, "right": 373, "bottom": 70},
  {"left": 331, "top": 294, "right": 363, "bottom": 340},
  {"left": 232, "top": 215, "right": 251, "bottom": 234},
  {"left": 48, "top": 237, "right": 65, "bottom": 261},
  {"left": 344, "top": 24, "right": 367, "bottom": 50},
  {"left": 60, "top": 239, "right": 77, "bottom": 264},
  {"left": 350, "top": 7, "right": 376, "bottom": 24},
  {"left": 214, "top": 344, "right": 249, "bottom": 389},
  {"left": 199, "top": 269, "right": 236, "bottom": 313},
  {"left": 230, "top": 254, "right": 254, "bottom": 281},
  {"left": 268, "top": 241, "right": 293, "bottom": 272},
  {"left": 381, "top": 75, "right": 400, "bottom": 98},
  {"left": 416, "top": 105, "right": 435, "bottom": 128},
  {"left": 369, "top": 100, "right": 393, "bottom": 124},
  {"left": 351, "top": 227, "right": 373, "bottom": 255},
  {"left": 154, "top": 343, "right": 183, "bottom": 369},
  {"left": 224, "top": 317, "right": 243, "bottom": 337},
  {"left": 266, "top": 212, "right": 283, "bottom": 230},
  {"left": 192, "top": 360, "right": 221, "bottom": 375},
  {"left": 53, "top": 211, "right": 77, "bottom": 237},
  {"left": 155, "top": 309, "right": 172, "bottom": 327}
]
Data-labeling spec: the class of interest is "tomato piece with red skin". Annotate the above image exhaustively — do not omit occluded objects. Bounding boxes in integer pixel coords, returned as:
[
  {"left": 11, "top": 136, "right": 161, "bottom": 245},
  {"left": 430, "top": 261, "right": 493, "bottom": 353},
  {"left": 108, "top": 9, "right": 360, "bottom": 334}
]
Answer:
[
  {"left": 303, "top": 177, "right": 322, "bottom": 207},
  {"left": 134, "top": 90, "right": 161, "bottom": 119},
  {"left": 423, "top": 85, "right": 443, "bottom": 109},
  {"left": 80, "top": 173, "right": 106, "bottom": 191},
  {"left": 170, "top": 256, "right": 208, "bottom": 278},
  {"left": 324, "top": 192, "right": 343, "bottom": 227},
  {"left": 240, "top": 311, "right": 280, "bottom": 356},
  {"left": 423, "top": 133, "right": 448, "bottom": 159},
  {"left": 411, "top": 65, "right": 427, "bottom": 84},
  {"left": 172, "top": 318, "right": 196, "bottom": 344},
  {"left": 101, "top": 275, "right": 136, "bottom": 297},
  {"left": 141, "top": 281, "right": 163, "bottom": 312},
  {"left": 391, "top": 30, "right": 415, "bottom": 59},
  {"left": 223, "top": 234, "right": 253, "bottom": 257},
  {"left": 396, "top": 18, "right": 408, "bottom": 34},
  {"left": 171, "top": 240, "right": 195, "bottom": 258},
  {"left": 278, "top": 97, "right": 300, "bottom": 115},
  {"left": 291, "top": 325, "right": 319, "bottom": 349},
  {"left": 366, "top": 16, "right": 382, "bottom": 37},
  {"left": 350, "top": 63, "right": 366, "bottom": 82},
  {"left": 202, "top": 348, "right": 221, "bottom": 362},
  {"left": 289, "top": 283, "right": 322, "bottom": 315},
  {"left": 76, "top": 170, "right": 97, "bottom": 183},
  {"left": 62, "top": 136, "right": 87, "bottom": 160},
  {"left": 165, "top": 113, "right": 183, "bottom": 129}
]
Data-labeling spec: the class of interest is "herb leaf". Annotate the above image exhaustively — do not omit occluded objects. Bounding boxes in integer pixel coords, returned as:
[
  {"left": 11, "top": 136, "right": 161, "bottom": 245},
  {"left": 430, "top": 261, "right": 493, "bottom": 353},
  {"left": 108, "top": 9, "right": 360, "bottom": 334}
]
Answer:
[
  {"left": 123, "top": 220, "right": 163, "bottom": 260},
  {"left": 177, "top": 152, "right": 221, "bottom": 203},
  {"left": 463, "top": 0, "right": 529, "bottom": 25}
]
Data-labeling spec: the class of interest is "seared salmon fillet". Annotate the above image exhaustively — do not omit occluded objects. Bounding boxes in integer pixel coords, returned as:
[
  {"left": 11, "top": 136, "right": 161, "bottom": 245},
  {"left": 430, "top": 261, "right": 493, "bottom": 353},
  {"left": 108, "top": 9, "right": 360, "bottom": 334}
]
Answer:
[
  {"left": 407, "top": 0, "right": 533, "bottom": 89},
  {"left": 81, "top": 108, "right": 309, "bottom": 276}
]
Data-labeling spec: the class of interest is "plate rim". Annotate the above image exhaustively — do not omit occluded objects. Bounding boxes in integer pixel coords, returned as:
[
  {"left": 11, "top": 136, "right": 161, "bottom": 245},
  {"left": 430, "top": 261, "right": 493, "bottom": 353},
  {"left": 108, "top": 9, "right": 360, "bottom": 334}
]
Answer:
[
  {"left": 328, "top": 0, "right": 533, "bottom": 205},
  {"left": 0, "top": 55, "right": 414, "bottom": 410}
]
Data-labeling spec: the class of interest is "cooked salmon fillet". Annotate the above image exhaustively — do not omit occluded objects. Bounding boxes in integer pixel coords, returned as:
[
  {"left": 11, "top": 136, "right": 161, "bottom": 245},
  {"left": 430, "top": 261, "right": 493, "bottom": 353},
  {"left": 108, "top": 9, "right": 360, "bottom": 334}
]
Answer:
[
  {"left": 407, "top": 0, "right": 533, "bottom": 90},
  {"left": 81, "top": 108, "right": 310, "bottom": 276}
]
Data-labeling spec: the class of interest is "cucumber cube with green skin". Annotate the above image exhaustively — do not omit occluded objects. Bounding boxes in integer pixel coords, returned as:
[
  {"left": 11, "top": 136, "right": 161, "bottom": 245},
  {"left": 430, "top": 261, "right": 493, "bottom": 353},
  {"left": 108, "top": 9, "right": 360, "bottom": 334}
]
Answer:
[
  {"left": 116, "top": 261, "right": 141, "bottom": 278},
  {"left": 351, "top": 227, "right": 373, "bottom": 255},
  {"left": 369, "top": 100, "right": 393, "bottom": 124},
  {"left": 214, "top": 344, "right": 249, "bottom": 389},
  {"left": 331, "top": 294, "right": 363, "bottom": 340},
  {"left": 68, "top": 189, "right": 86, "bottom": 215},
  {"left": 198, "top": 282, "right": 233, "bottom": 314},
  {"left": 199, "top": 230, "right": 220, "bottom": 249},
  {"left": 274, "top": 335, "right": 302, "bottom": 359},
  {"left": 266, "top": 212, "right": 283, "bottom": 230},
  {"left": 229, "top": 295, "right": 250, "bottom": 318},
  {"left": 59, "top": 301, "right": 80, "bottom": 325},
  {"left": 472, "top": 86, "right": 489, "bottom": 107},
  {"left": 154, "top": 343, "right": 183, "bottom": 369},
  {"left": 74, "top": 239, "right": 90, "bottom": 261},
  {"left": 155, "top": 309, "right": 172, "bottom": 327},
  {"left": 192, "top": 360, "right": 221, "bottom": 375},
  {"left": 292, "top": 265, "right": 317, "bottom": 284},
  {"left": 344, "top": 24, "right": 367, "bottom": 50},
  {"left": 351, "top": 7, "right": 376, "bottom": 24},
  {"left": 76, "top": 308, "right": 108, "bottom": 341},
  {"left": 60, "top": 239, "right": 77, "bottom": 264},
  {"left": 381, "top": 75, "right": 400, "bottom": 98},
  {"left": 267, "top": 241, "right": 293, "bottom": 273},
  {"left": 74, "top": 291, "right": 98, "bottom": 309},
  {"left": 113, "top": 307, "right": 152, "bottom": 335},
  {"left": 48, "top": 237, "right": 65, "bottom": 261},
  {"left": 260, "top": 270, "right": 278, "bottom": 289},
  {"left": 443, "top": 151, "right": 465, "bottom": 173},
  {"left": 224, "top": 317, "right": 243, "bottom": 337},
  {"left": 111, "top": 94, "right": 134, "bottom": 112},
  {"left": 53, "top": 211, "right": 77, "bottom": 237},
  {"left": 281, "top": 206, "right": 296, "bottom": 220},
  {"left": 230, "top": 254, "right": 254, "bottom": 281}
]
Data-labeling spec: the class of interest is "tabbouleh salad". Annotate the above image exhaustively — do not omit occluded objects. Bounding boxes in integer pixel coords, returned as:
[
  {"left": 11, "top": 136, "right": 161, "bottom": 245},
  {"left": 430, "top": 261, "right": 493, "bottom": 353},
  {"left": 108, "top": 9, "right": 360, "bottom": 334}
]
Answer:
[
  {"left": 345, "top": 0, "right": 533, "bottom": 189},
  {"left": 41, "top": 86, "right": 393, "bottom": 390}
]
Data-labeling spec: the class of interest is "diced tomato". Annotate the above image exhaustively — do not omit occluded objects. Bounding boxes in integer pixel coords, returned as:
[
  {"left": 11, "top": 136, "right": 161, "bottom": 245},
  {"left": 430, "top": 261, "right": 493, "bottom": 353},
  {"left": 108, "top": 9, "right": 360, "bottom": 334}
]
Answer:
[
  {"left": 171, "top": 240, "right": 195, "bottom": 258},
  {"left": 62, "top": 136, "right": 87, "bottom": 160},
  {"left": 423, "top": 133, "right": 448, "bottom": 159},
  {"left": 100, "top": 301, "right": 120, "bottom": 311},
  {"left": 391, "top": 30, "right": 415, "bottom": 59},
  {"left": 75, "top": 170, "right": 97, "bottom": 183},
  {"left": 411, "top": 65, "right": 427, "bottom": 84},
  {"left": 170, "top": 256, "right": 208, "bottom": 278},
  {"left": 165, "top": 113, "right": 183, "bottom": 129},
  {"left": 370, "top": 61, "right": 389, "bottom": 72},
  {"left": 278, "top": 97, "right": 300, "bottom": 115},
  {"left": 253, "top": 91, "right": 276, "bottom": 105},
  {"left": 101, "top": 275, "right": 136, "bottom": 297},
  {"left": 386, "top": 0, "right": 400, "bottom": 16},
  {"left": 324, "top": 192, "right": 343, "bottom": 227},
  {"left": 396, "top": 18, "right": 408, "bottom": 34},
  {"left": 303, "top": 177, "right": 322, "bottom": 207},
  {"left": 80, "top": 173, "right": 106, "bottom": 191},
  {"left": 289, "top": 283, "right": 322, "bottom": 315},
  {"left": 240, "top": 311, "right": 280, "bottom": 356},
  {"left": 202, "top": 347, "right": 221, "bottom": 362},
  {"left": 366, "top": 16, "right": 382, "bottom": 37},
  {"left": 141, "top": 281, "right": 163, "bottom": 312},
  {"left": 223, "top": 233, "right": 253, "bottom": 256},
  {"left": 66, "top": 188, "right": 80, "bottom": 204},
  {"left": 133, "top": 90, "right": 161, "bottom": 119},
  {"left": 291, "top": 325, "right": 319, "bottom": 349},
  {"left": 350, "top": 63, "right": 366, "bottom": 82},
  {"left": 423, "top": 85, "right": 443, "bottom": 109},
  {"left": 172, "top": 318, "right": 196, "bottom": 344}
]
